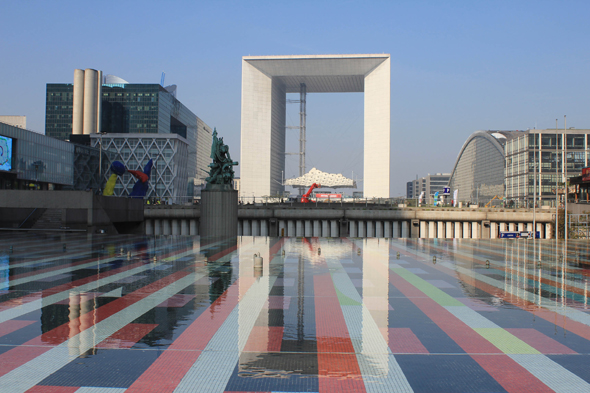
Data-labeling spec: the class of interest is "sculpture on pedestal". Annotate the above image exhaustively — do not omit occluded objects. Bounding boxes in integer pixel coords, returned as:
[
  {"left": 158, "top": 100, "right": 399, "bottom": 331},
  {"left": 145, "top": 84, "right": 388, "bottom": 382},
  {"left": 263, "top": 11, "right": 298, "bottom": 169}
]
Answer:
[{"left": 205, "top": 128, "right": 238, "bottom": 187}]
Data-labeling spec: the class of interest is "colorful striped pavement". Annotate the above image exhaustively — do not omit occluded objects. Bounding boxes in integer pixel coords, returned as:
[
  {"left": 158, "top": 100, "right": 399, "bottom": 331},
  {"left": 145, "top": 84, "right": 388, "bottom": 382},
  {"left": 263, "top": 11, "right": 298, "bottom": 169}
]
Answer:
[{"left": 0, "top": 234, "right": 589, "bottom": 392}]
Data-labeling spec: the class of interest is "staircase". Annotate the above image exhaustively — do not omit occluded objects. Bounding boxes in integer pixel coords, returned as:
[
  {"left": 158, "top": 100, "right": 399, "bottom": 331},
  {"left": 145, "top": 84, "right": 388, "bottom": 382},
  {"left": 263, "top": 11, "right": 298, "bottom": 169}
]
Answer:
[{"left": 31, "top": 209, "right": 63, "bottom": 230}]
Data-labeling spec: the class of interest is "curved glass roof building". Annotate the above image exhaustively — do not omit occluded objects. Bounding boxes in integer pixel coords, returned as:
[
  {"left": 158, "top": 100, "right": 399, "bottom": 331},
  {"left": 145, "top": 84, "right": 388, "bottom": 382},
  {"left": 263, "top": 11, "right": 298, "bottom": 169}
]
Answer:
[{"left": 448, "top": 131, "right": 522, "bottom": 206}]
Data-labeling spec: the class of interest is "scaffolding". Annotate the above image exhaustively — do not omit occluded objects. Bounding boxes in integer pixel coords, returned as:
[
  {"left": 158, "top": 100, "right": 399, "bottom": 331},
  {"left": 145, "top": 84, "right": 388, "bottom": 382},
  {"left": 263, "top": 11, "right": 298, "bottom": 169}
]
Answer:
[{"left": 285, "top": 83, "right": 307, "bottom": 195}]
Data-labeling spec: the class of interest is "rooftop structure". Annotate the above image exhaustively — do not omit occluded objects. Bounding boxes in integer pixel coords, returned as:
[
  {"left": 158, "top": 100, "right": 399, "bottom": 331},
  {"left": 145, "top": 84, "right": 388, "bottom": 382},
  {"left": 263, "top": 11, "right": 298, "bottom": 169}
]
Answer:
[
  {"left": 0, "top": 116, "right": 26, "bottom": 129},
  {"left": 284, "top": 167, "right": 356, "bottom": 188},
  {"left": 240, "top": 54, "right": 390, "bottom": 199}
]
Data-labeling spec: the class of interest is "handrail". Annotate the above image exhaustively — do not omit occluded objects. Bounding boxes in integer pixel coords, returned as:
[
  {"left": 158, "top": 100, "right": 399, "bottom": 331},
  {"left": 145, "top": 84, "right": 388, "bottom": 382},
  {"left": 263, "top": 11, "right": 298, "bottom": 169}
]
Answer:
[{"left": 18, "top": 208, "right": 38, "bottom": 229}]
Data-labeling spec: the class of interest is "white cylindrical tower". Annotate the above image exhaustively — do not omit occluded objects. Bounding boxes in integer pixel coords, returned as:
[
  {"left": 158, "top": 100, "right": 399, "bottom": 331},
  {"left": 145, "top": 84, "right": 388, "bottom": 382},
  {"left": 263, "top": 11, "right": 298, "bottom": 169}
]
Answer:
[
  {"left": 72, "top": 69, "right": 85, "bottom": 135},
  {"left": 83, "top": 68, "right": 98, "bottom": 134},
  {"left": 96, "top": 70, "right": 103, "bottom": 134}
]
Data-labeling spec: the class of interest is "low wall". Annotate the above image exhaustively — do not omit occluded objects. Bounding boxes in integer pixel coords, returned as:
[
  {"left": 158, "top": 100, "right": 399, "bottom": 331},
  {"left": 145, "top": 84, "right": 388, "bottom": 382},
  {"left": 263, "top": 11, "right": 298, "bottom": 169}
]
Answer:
[{"left": 0, "top": 190, "right": 143, "bottom": 233}]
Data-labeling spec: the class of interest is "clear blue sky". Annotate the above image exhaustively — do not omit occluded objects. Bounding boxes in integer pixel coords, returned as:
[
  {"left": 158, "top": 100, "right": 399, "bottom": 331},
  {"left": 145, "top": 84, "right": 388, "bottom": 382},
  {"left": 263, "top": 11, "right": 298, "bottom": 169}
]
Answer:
[{"left": 2, "top": 0, "right": 589, "bottom": 196}]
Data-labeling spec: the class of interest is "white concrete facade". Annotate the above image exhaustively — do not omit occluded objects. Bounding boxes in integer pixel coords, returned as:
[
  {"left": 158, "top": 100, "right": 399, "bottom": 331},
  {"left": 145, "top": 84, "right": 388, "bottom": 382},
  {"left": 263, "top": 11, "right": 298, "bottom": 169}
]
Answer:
[{"left": 240, "top": 54, "right": 391, "bottom": 198}]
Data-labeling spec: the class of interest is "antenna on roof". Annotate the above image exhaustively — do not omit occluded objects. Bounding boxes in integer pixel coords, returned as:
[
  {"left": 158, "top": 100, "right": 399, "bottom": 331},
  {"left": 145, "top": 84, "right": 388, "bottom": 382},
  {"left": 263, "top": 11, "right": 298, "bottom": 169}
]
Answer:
[{"left": 160, "top": 72, "right": 165, "bottom": 87}]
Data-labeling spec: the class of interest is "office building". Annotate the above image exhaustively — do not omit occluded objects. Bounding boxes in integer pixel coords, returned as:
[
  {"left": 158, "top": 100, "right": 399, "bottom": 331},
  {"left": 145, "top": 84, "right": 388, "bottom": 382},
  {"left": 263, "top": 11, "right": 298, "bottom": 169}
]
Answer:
[
  {"left": 406, "top": 173, "right": 451, "bottom": 203},
  {"left": 46, "top": 69, "right": 213, "bottom": 199},
  {"left": 0, "top": 121, "right": 103, "bottom": 191},
  {"left": 505, "top": 128, "right": 590, "bottom": 206}
]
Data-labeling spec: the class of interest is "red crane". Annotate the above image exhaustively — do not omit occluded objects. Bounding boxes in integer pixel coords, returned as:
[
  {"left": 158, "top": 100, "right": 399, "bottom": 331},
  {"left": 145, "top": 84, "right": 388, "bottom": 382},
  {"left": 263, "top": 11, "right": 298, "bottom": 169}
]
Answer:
[{"left": 301, "top": 183, "right": 321, "bottom": 203}]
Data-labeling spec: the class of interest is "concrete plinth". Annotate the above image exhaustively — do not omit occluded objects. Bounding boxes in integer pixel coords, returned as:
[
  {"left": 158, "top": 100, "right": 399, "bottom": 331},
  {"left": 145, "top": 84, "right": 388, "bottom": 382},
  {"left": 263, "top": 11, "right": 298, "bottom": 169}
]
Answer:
[{"left": 200, "top": 186, "right": 238, "bottom": 241}]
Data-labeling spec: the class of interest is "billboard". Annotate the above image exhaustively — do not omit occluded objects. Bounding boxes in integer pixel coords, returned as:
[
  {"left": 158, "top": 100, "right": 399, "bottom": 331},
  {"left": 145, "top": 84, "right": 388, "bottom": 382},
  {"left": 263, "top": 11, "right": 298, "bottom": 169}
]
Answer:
[
  {"left": 0, "top": 135, "right": 12, "bottom": 171},
  {"left": 315, "top": 193, "right": 342, "bottom": 199}
]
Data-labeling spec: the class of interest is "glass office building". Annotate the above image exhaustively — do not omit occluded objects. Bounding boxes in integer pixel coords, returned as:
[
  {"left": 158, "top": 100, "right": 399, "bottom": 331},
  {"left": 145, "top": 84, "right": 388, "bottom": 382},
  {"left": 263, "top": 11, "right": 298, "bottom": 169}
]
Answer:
[
  {"left": 0, "top": 122, "right": 103, "bottom": 191},
  {"left": 46, "top": 80, "right": 213, "bottom": 199},
  {"left": 505, "top": 129, "right": 590, "bottom": 206}
]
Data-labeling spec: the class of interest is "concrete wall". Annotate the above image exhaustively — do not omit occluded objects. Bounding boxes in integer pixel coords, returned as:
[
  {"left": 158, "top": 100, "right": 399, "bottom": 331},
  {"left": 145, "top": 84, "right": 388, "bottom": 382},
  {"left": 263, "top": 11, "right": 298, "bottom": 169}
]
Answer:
[{"left": 0, "top": 190, "right": 143, "bottom": 233}]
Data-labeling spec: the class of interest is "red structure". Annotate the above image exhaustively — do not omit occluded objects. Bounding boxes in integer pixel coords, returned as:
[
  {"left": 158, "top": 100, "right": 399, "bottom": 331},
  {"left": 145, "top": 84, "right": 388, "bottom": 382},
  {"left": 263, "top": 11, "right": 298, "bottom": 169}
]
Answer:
[{"left": 301, "top": 183, "right": 321, "bottom": 203}]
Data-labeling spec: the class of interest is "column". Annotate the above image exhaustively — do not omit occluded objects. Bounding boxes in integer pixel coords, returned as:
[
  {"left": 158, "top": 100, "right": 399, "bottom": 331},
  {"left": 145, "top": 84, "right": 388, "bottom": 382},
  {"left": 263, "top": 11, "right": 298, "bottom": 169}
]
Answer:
[
  {"left": 526, "top": 223, "right": 532, "bottom": 232},
  {"left": 288, "top": 220, "right": 295, "bottom": 237},
  {"left": 491, "top": 222, "right": 498, "bottom": 239},
  {"left": 499, "top": 222, "right": 506, "bottom": 232},
  {"left": 238, "top": 220, "right": 243, "bottom": 236},
  {"left": 463, "top": 222, "right": 470, "bottom": 238},
  {"left": 296, "top": 220, "right": 304, "bottom": 237},
  {"left": 383, "top": 221, "right": 391, "bottom": 238},
  {"left": 454, "top": 222, "right": 462, "bottom": 239},
  {"left": 261, "top": 220, "right": 268, "bottom": 236},
  {"left": 304, "top": 220, "right": 312, "bottom": 237},
  {"left": 243, "top": 220, "right": 251, "bottom": 236},
  {"left": 279, "top": 220, "right": 286, "bottom": 237},
  {"left": 145, "top": 219, "right": 153, "bottom": 235},
  {"left": 401, "top": 221, "right": 409, "bottom": 238},
  {"left": 330, "top": 220, "right": 339, "bottom": 237},
  {"left": 437, "top": 221, "right": 444, "bottom": 239},
  {"left": 536, "top": 222, "right": 544, "bottom": 239},
  {"left": 171, "top": 219, "right": 179, "bottom": 236},
  {"left": 358, "top": 221, "right": 366, "bottom": 237},
  {"left": 445, "top": 222, "right": 453, "bottom": 238},
  {"left": 420, "top": 221, "right": 427, "bottom": 239},
  {"left": 428, "top": 221, "right": 436, "bottom": 238},
  {"left": 313, "top": 220, "right": 321, "bottom": 237},
  {"left": 189, "top": 219, "right": 197, "bottom": 235},
  {"left": 367, "top": 221, "right": 375, "bottom": 237},
  {"left": 545, "top": 223, "right": 552, "bottom": 239},
  {"left": 518, "top": 223, "right": 525, "bottom": 232},
  {"left": 375, "top": 221, "right": 383, "bottom": 238},
  {"left": 471, "top": 221, "right": 479, "bottom": 238},
  {"left": 154, "top": 219, "right": 161, "bottom": 235},
  {"left": 509, "top": 223, "right": 516, "bottom": 231},
  {"left": 322, "top": 220, "right": 330, "bottom": 237},
  {"left": 349, "top": 221, "right": 357, "bottom": 237},
  {"left": 162, "top": 220, "right": 171, "bottom": 235},
  {"left": 392, "top": 221, "right": 399, "bottom": 238}
]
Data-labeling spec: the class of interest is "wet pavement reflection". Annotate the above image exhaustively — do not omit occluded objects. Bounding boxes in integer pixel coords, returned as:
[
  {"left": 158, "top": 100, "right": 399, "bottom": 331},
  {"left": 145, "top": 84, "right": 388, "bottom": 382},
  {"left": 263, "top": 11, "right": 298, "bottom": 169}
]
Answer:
[{"left": 0, "top": 233, "right": 589, "bottom": 392}]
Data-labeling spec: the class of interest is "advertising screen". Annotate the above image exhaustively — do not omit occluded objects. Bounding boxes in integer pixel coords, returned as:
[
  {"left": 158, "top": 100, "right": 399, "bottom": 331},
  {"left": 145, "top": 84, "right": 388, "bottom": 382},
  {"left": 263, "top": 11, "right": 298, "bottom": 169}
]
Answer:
[{"left": 0, "top": 135, "right": 12, "bottom": 171}]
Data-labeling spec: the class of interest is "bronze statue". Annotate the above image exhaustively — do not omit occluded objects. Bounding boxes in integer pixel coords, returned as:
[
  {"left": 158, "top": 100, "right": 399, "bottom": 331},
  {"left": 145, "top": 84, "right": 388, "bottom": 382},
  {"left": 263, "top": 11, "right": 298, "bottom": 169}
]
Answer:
[{"left": 206, "top": 128, "right": 238, "bottom": 187}]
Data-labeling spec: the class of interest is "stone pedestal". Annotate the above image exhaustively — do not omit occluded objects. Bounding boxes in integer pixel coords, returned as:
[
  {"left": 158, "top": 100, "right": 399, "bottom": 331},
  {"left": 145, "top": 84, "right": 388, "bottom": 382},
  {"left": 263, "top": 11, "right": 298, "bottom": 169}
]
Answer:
[{"left": 200, "top": 185, "right": 238, "bottom": 243}]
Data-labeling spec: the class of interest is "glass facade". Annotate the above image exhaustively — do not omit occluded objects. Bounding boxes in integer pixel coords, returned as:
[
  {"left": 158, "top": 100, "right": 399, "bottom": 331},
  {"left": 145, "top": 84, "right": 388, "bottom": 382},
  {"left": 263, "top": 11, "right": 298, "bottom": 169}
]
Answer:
[
  {"left": 505, "top": 130, "right": 590, "bottom": 206},
  {"left": 45, "top": 84, "right": 74, "bottom": 142},
  {"left": 0, "top": 122, "right": 74, "bottom": 188},
  {"left": 448, "top": 131, "right": 509, "bottom": 206},
  {"left": 46, "top": 82, "right": 212, "bottom": 194}
]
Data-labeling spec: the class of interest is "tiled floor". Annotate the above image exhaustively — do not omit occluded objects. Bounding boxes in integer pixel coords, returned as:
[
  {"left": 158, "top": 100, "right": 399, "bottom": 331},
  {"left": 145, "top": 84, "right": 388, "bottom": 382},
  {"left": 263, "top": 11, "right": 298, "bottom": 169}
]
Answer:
[{"left": 0, "top": 233, "right": 589, "bottom": 392}]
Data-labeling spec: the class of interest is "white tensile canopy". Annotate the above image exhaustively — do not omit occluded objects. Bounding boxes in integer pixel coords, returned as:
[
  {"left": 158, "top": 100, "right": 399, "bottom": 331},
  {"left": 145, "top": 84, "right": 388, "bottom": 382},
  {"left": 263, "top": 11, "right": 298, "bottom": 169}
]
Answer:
[{"left": 284, "top": 168, "right": 356, "bottom": 188}]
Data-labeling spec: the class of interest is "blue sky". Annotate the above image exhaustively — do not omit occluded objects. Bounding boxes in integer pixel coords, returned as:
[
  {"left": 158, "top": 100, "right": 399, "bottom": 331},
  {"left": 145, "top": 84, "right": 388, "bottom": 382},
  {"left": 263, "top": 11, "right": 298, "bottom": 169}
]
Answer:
[{"left": 2, "top": 0, "right": 589, "bottom": 196}]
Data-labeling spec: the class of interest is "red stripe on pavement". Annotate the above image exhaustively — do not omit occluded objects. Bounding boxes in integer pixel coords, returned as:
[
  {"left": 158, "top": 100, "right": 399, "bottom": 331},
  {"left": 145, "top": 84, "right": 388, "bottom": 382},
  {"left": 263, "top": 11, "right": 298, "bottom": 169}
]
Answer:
[
  {"left": 25, "top": 386, "right": 79, "bottom": 393},
  {"left": 388, "top": 328, "right": 429, "bottom": 354},
  {"left": 471, "top": 355, "right": 554, "bottom": 393},
  {"left": 0, "top": 269, "right": 192, "bottom": 376},
  {"left": 95, "top": 323, "right": 158, "bottom": 349},
  {"left": 126, "top": 238, "right": 286, "bottom": 393},
  {"left": 389, "top": 271, "right": 552, "bottom": 393},
  {"left": 0, "top": 320, "right": 36, "bottom": 338},
  {"left": 314, "top": 274, "right": 365, "bottom": 393}
]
